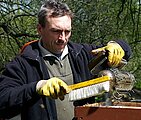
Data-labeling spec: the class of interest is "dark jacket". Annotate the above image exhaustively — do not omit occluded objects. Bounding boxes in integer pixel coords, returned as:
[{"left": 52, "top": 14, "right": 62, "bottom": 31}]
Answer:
[{"left": 0, "top": 40, "right": 131, "bottom": 120}]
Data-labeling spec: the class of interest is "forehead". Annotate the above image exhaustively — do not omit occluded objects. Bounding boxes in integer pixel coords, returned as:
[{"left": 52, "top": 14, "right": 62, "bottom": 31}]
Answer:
[{"left": 46, "top": 15, "right": 72, "bottom": 29}]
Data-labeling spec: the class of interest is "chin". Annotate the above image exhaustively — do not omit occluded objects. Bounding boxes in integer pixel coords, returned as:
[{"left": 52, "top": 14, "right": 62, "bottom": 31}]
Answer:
[
  {"left": 56, "top": 50, "right": 64, "bottom": 54},
  {"left": 52, "top": 49, "right": 63, "bottom": 54},
  {"left": 56, "top": 47, "right": 65, "bottom": 52}
]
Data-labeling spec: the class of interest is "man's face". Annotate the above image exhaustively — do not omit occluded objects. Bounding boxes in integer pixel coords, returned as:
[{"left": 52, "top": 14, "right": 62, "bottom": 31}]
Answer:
[{"left": 37, "top": 15, "right": 72, "bottom": 54}]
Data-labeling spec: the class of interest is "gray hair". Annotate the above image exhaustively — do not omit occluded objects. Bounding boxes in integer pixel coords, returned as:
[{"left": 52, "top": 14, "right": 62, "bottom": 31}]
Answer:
[{"left": 38, "top": 0, "right": 73, "bottom": 27}]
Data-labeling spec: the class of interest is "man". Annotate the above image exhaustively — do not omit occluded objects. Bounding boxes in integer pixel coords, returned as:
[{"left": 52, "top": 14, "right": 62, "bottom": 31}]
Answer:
[{"left": 0, "top": 0, "right": 131, "bottom": 120}]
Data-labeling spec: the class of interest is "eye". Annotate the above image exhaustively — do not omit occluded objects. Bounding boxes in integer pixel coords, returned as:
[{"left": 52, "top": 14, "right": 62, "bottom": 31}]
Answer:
[
  {"left": 50, "top": 28, "right": 71, "bottom": 36},
  {"left": 51, "top": 29, "right": 62, "bottom": 34},
  {"left": 65, "top": 30, "right": 71, "bottom": 35}
]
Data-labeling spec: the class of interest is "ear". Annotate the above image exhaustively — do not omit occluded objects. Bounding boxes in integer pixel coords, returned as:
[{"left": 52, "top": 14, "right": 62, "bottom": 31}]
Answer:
[{"left": 37, "top": 24, "right": 42, "bottom": 35}]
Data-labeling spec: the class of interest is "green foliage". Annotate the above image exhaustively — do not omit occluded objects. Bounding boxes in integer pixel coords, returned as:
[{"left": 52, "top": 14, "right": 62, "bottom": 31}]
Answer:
[{"left": 0, "top": 0, "right": 39, "bottom": 70}]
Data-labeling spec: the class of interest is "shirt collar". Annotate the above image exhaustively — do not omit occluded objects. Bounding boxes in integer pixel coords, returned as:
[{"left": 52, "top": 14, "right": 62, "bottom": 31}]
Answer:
[{"left": 38, "top": 40, "right": 69, "bottom": 60}]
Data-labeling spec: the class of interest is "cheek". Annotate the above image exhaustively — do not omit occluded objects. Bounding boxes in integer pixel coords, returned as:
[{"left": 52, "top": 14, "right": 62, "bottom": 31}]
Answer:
[
  {"left": 50, "top": 35, "right": 59, "bottom": 41},
  {"left": 66, "top": 33, "right": 71, "bottom": 39},
  {"left": 40, "top": 29, "right": 48, "bottom": 38},
  {"left": 43, "top": 32, "right": 56, "bottom": 41}
]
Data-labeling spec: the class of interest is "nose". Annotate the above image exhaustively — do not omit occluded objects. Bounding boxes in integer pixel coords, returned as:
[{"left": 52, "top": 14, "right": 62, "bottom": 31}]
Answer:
[{"left": 59, "top": 31, "right": 66, "bottom": 40}]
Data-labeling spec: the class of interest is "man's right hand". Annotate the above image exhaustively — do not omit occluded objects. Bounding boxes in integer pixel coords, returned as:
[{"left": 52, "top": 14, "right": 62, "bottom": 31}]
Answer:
[{"left": 36, "top": 77, "right": 69, "bottom": 100}]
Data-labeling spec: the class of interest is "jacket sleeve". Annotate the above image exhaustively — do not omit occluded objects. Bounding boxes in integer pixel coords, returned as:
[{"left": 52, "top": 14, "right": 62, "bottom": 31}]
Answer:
[{"left": 0, "top": 57, "right": 39, "bottom": 118}]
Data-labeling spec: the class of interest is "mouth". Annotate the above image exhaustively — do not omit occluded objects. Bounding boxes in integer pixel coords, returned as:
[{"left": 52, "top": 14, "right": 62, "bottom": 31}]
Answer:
[
  {"left": 55, "top": 39, "right": 66, "bottom": 45},
  {"left": 52, "top": 40, "right": 67, "bottom": 53}
]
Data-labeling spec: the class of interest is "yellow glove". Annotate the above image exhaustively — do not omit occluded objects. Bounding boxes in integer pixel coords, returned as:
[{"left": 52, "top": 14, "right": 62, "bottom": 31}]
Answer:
[
  {"left": 92, "top": 41, "right": 125, "bottom": 67},
  {"left": 36, "top": 77, "right": 69, "bottom": 100}
]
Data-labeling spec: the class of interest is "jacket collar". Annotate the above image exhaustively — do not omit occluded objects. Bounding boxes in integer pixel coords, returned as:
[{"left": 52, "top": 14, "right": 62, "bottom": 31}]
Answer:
[
  {"left": 21, "top": 40, "right": 84, "bottom": 61},
  {"left": 68, "top": 41, "right": 83, "bottom": 58}
]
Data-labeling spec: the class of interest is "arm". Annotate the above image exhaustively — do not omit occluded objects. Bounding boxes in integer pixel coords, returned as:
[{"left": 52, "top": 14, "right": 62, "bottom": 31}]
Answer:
[{"left": 0, "top": 57, "right": 39, "bottom": 118}]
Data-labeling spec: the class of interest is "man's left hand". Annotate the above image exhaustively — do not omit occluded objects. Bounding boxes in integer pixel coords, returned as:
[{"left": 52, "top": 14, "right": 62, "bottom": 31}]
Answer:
[{"left": 92, "top": 41, "right": 125, "bottom": 67}]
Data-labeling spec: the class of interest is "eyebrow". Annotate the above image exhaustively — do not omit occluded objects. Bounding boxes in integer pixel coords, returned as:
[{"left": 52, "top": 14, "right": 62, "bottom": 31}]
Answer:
[{"left": 50, "top": 28, "right": 72, "bottom": 32}]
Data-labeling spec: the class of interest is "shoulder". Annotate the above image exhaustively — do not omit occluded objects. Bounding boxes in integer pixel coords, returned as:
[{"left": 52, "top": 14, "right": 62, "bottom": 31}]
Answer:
[
  {"left": 20, "top": 40, "right": 39, "bottom": 53},
  {"left": 19, "top": 40, "right": 40, "bottom": 60},
  {"left": 68, "top": 41, "right": 98, "bottom": 53}
]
